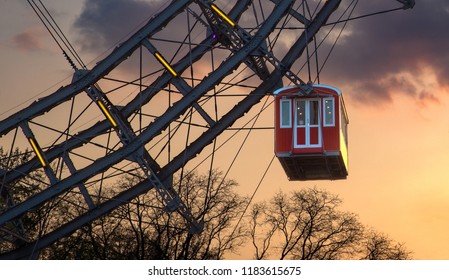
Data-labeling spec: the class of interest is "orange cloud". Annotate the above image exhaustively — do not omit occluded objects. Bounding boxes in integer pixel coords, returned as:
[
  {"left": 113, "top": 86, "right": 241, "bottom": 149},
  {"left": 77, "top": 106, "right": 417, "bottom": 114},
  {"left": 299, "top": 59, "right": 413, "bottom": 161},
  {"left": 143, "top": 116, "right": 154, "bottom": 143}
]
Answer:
[{"left": 13, "top": 27, "right": 46, "bottom": 52}]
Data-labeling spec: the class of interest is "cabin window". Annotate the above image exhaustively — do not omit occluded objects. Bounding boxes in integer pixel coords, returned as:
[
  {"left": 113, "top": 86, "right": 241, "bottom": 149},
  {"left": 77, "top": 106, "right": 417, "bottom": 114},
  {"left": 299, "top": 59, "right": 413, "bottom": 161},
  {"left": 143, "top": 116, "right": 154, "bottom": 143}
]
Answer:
[
  {"left": 309, "top": 100, "right": 319, "bottom": 125},
  {"left": 296, "top": 100, "right": 319, "bottom": 126},
  {"left": 280, "top": 99, "right": 292, "bottom": 128},
  {"left": 323, "top": 98, "right": 335, "bottom": 126},
  {"left": 296, "top": 100, "right": 306, "bottom": 126}
]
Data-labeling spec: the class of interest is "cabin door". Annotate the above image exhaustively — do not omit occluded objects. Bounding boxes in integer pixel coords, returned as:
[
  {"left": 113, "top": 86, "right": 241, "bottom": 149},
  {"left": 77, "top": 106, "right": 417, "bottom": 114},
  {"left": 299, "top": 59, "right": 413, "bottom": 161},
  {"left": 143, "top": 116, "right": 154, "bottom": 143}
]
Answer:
[{"left": 294, "top": 99, "right": 321, "bottom": 148}]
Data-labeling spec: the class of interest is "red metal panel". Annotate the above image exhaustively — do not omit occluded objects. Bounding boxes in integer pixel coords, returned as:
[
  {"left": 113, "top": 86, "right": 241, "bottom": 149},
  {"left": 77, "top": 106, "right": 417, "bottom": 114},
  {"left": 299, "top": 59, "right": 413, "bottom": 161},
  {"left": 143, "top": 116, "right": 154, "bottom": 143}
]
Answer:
[
  {"left": 296, "top": 128, "right": 306, "bottom": 146},
  {"left": 293, "top": 147, "right": 323, "bottom": 154},
  {"left": 274, "top": 97, "right": 293, "bottom": 154},
  {"left": 323, "top": 127, "right": 338, "bottom": 151},
  {"left": 275, "top": 127, "right": 293, "bottom": 153},
  {"left": 309, "top": 127, "right": 319, "bottom": 145}
]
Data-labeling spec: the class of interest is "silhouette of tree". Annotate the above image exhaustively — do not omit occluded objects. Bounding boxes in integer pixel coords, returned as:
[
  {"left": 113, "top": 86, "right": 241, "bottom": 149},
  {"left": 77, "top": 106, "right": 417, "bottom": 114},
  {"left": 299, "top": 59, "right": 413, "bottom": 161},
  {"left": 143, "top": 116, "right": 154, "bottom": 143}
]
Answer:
[
  {"left": 1, "top": 147, "right": 412, "bottom": 260},
  {"left": 249, "top": 187, "right": 412, "bottom": 260},
  {"left": 42, "top": 169, "right": 248, "bottom": 259},
  {"left": 361, "top": 229, "right": 412, "bottom": 260},
  {"left": 0, "top": 147, "right": 48, "bottom": 255}
]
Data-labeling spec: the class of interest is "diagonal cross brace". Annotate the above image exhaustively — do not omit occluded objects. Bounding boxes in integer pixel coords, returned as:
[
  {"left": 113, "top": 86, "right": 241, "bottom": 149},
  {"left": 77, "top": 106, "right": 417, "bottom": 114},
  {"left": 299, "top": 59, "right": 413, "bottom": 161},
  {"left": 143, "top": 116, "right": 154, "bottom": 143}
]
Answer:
[
  {"left": 85, "top": 84, "right": 202, "bottom": 232},
  {"left": 0, "top": 1, "right": 253, "bottom": 186},
  {"left": 0, "top": 0, "right": 296, "bottom": 230},
  {"left": 0, "top": 0, "right": 193, "bottom": 138},
  {"left": 0, "top": 0, "right": 342, "bottom": 259}
]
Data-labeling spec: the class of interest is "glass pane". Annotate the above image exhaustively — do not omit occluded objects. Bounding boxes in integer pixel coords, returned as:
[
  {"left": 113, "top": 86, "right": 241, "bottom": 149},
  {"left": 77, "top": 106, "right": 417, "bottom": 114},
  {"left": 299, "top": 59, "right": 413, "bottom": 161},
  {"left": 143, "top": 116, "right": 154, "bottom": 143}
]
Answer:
[
  {"left": 324, "top": 99, "right": 334, "bottom": 126},
  {"left": 296, "top": 100, "right": 305, "bottom": 126},
  {"left": 309, "top": 100, "right": 319, "bottom": 125},
  {"left": 280, "top": 100, "right": 291, "bottom": 127}
]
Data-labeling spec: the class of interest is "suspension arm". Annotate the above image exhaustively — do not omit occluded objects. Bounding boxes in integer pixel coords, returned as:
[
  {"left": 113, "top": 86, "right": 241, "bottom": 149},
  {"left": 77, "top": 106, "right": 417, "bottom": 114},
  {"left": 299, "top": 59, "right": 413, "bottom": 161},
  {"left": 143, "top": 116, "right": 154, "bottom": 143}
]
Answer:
[
  {"left": 0, "top": 0, "right": 296, "bottom": 233},
  {"left": 0, "top": 0, "right": 252, "bottom": 186},
  {"left": 0, "top": 0, "right": 193, "bottom": 138},
  {"left": 159, "top": 0, "right": 342, "bottom": 179}
]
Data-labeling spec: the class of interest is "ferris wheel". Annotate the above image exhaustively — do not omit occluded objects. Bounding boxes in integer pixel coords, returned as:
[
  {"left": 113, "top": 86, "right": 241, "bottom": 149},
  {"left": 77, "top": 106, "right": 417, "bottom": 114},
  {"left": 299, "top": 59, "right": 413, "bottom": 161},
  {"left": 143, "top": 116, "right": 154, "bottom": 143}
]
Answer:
[{"left": 0, "top": 0, "right": 414, "bottom": 259}]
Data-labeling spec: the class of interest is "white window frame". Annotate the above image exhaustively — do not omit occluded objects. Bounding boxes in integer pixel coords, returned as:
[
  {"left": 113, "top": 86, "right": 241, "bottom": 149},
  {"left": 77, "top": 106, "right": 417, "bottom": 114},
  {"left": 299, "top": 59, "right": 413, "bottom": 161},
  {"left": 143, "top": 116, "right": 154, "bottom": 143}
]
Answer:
[
  {"left": 323, "top": 97, "right": 335, "bottom": 127},
  {"left": 294, "top": 99, "right": 322, "bottom": 148},
  {"left": 280, "top": 98, "right": 292, "bottom": 128}
]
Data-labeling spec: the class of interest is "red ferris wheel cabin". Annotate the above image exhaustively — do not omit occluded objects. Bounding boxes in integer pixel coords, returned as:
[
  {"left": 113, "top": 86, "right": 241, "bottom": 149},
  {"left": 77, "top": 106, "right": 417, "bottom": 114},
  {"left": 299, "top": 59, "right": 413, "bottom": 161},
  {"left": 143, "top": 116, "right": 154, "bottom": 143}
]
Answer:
[{"left": 274, "top": 84, "right": 349, "bottom": 181}]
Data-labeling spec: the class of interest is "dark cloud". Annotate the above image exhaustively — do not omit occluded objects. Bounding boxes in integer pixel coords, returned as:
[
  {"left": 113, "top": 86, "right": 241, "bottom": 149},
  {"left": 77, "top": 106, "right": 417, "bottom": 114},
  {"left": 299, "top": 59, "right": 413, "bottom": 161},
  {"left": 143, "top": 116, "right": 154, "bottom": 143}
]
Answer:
[
  {"left": 72, "top": 0, "right": 243, "bottom": 88},
  {"left": 73, "top": 0, "right": 214, "bottom": 75},
  {"left": 74, "top": 0, "right": 165, "bottom": 52},
  {"left": 319, "top": 0, "right": 449, "bottom": 105},
  {"left": 72, "top": 0, "right": 449, "bottom": 106}
]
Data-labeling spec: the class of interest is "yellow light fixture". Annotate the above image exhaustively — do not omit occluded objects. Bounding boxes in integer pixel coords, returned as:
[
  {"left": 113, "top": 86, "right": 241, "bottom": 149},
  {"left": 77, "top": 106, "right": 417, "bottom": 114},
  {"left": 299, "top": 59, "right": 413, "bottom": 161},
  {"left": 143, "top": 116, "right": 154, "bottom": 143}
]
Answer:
[
  {"left": 211, "top": 4, "right": 235, "bottom": 28},
  {"left": 28, "top": 137, "right": 47, "bottom": 167},
  {"left": 154, "top": 52, "right": 178, "bottom": 77},
  {"left": 97, "top": 101, "right": 118, "bottom": 127}
]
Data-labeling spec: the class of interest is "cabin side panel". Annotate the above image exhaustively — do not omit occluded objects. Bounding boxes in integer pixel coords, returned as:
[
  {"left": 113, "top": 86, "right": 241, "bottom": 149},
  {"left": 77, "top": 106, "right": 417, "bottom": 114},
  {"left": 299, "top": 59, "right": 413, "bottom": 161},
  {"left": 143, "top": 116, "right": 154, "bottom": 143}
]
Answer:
[
  {"left": 339, "top": 95, "right": 349, "bottom": 172},
  {"left": 275, "top": 97, "right": 293, "bottom": 155},
  {"left": 322, "top": 95, "right": 340, "bottom": 152}
]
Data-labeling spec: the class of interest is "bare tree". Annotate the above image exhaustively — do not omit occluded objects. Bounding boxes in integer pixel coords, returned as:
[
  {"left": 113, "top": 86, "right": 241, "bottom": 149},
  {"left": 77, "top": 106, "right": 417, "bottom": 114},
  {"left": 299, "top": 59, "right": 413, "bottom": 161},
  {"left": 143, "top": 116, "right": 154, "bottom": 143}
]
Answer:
[
  {"left": 2, "top": 146, "right": 413, "bottom": 260},
  {"left": 43, "top": 169, "right": 248, "bottom": 259},
  {"left": 143, "top": 169, "right": 249, "bottom": 259},
  {"left": 249, "top": 187, "right": 411, "bottom": 260},
  {"left": 250, "top": 201, "right": 277, "bottom": 260},
  {"left": 0, "top": 147, "right": 50, "bottom": 255},
  {"left": 361, "top": 229, "right": 412, "bottom": 260}
]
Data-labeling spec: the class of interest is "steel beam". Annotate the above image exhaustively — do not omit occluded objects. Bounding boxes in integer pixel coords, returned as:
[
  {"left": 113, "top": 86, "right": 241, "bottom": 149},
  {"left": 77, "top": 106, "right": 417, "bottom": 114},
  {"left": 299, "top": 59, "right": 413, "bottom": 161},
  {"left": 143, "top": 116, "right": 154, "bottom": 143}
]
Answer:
[
  {"left": 86, "top": 84, "right": 201, "bottom": 232},
  {"left": 0, "top": 0, "right": 343, "bottom": 259},
  {"left": 0, "top": 1, "right": 252, "bottom": 257},
  {"left": 0, "top": 0, "right": 251, "bottom": 186},
  {"left": 270, "top": 0, "right": 311, "bottom": 25},
  {"left": 0, "top": 178, "right": 153, "bottom": 259},
  {"left": 0, "top": 0, "right": 193, "bottom": 137},
  {"left": 0, "top": 0, "right": 295, "bottom": 228},
  {"left": 397, "top": 0, "right": 415, "bottom": 9},
  {"left": 160, "top": 0, "right": 342, "bottom": 179},
  {"left": 0, "top": 37, "right": 211, "bottom": 185},
  {"left": 141, "top": 39, "right": 215, "bottom": 126}
]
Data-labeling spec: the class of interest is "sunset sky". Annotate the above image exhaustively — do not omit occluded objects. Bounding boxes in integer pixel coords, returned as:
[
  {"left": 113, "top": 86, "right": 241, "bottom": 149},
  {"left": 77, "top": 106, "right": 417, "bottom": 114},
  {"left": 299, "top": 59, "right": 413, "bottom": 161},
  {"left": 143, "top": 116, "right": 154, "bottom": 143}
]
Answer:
[{"left": 1, "top": 0, "right": 449, "bottom": 260}]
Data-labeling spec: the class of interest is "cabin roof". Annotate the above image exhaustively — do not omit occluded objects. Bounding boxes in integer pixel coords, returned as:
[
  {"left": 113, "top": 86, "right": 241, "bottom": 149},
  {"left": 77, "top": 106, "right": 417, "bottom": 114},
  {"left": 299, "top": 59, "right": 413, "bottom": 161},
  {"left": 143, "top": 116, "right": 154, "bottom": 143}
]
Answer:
[{"left": 273, "top": 84, "right": 342, "bottom": 97}]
